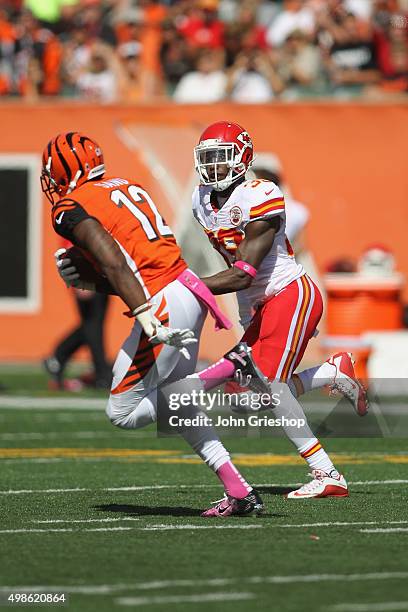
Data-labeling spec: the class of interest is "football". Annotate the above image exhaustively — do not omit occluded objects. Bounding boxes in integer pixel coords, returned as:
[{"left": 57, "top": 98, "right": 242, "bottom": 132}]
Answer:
[{"left": 62, "top": 246, "right": 104, "bottom": 283}]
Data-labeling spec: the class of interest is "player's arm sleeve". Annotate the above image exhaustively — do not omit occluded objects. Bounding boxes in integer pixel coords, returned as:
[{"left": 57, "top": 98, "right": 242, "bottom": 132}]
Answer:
[
  {"left": 244, "top": 184, "right": 285, "bottom": 227},
  {"left": 191, "top": 188, "right": 205, "bottom": 226},
  {"left": 51, "top": 199, "right": 95, "bottom": 242}
]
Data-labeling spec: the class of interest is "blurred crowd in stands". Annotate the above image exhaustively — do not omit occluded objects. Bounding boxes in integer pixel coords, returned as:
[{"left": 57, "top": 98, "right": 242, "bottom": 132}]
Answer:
[{"left": 0, "top": 0, "right": 407, "bottom": 103}]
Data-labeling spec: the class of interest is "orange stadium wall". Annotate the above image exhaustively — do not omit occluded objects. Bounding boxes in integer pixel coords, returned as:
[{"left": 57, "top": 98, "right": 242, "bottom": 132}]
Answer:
[{"left": 0, "top": 103, "right": 407, "bottom": 364}]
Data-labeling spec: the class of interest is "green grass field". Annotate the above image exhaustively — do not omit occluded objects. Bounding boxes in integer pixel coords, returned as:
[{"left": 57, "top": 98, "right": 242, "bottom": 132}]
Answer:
[{"left": 0, "top": 367, "right": 407, "bottom": 612}]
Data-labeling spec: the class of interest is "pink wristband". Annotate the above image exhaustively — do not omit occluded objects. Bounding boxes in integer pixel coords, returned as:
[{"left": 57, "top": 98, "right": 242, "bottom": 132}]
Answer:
[{"left": 234, "top": 260, "right": 257, "bottom": 278}]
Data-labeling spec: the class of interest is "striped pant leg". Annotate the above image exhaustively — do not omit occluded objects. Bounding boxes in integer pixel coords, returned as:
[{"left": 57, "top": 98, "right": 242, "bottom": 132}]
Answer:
[
  {"left": 106, "top": 280, "right": 206, "bottom": 429},
  {"left": 243, "top": 275, "right": 323, "bottom": 382}
]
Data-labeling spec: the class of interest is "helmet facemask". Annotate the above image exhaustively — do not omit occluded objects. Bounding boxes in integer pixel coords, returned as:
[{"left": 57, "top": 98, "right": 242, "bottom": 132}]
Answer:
[
  {"left": 194, "top": 140, "right": 251, "bottom": 191},
  {"left": 40, "top": 156, "right": 63, "bottom": 205}
]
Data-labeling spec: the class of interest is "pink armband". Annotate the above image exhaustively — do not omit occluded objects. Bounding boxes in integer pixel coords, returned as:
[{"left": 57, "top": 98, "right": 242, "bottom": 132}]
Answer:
[{"left": 234, "top": 260, "right": 257, "bottom": 278}]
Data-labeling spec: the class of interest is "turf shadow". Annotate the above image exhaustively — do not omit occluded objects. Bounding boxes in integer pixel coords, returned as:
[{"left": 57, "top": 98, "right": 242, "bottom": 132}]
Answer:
[
  {"left": 256, "top": 485, "right": 297, "bottom": 496},
  {"left": 93, "top": 503, "right": 286, "bottom": 519},
  {"left": 93, "top": 503, "right": 201, "bottom": 517}
]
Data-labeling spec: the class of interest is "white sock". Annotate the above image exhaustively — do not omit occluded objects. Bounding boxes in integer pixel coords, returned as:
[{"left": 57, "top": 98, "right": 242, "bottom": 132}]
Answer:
[
  {"left": 181, "top": 424, "right": 230, "bottom": 472},
  {"left": 270, "top": 382, "right": 335, "bottom": 473},
  {"left": 297, "top": 361, "right": 336, "bottom": 394},
  {"left": 298, "top": 438, "right": 335, "bottom": 474}
]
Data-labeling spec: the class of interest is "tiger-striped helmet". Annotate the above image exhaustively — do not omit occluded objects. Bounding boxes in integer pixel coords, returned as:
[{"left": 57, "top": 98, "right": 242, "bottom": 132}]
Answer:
[{"left": 41, "top": 132, "right": 105, "bottom": 204}]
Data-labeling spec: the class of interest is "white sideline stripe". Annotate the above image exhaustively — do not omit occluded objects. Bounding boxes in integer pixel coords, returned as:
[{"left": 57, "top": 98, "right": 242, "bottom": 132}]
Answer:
[
  {"left": 1, "top": 395, "right": 407, "bottom": 413},
  {"left": 33, "top": 518, "right": 141, "bottom": 524},
  {"left": 24, "top": 519, "right": 408, "bottom": 530},
  {"left": 1, "top": 479, "right": 407, "bottom": 495},
  {"left": 0, "top": 584, "right": 135, "bottom": 595},
  {"left": 0, "top": 487, "right": 89, "bottom": 494},
  {"left": 279, "top": 521, "right": 408, "bottom": 529},
  {"left": 320, "top": 480, "right": 408, "bottom": 486},
  {"left": 330, "top": 603, "right": 408, "bottom": 612},
  {"left": 0, "top": 459, "right": 146, "bottom": 465},
  {"left": 1, "top": 459, "right": 68, "bottom": 465},
  {"left": 139, "top": 524, "right": 262, "bottom": 531},
  {"left": 0, "top": 432, "right": 129, "bottom": 440},
  {"left": 2, "top": 573, "right": 408, "bottom": 596},
  {"left": 136, "top": 573, "right": 408, "bottom": 589},
  {"left": 116, "top": 593, "right": 254, "bottom": 606},
  {"left": 360, "top": 528, "right": 408, "bottom": 534},
  {"left": 0, "top": 524, "right": 262, "bottom": 535},
  {"left": 0, "top": 527, "right": 140, "bottom": 534},
  {"left": 0, "top": 396, "right": 104, "bottom": 409}
]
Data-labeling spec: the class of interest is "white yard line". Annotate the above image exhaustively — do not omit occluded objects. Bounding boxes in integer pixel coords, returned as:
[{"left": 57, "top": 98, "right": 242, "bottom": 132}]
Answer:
[
  {"left": 33, "top": 518, "right": 141, "bottom": 524},
  {"left": 139, "top": 524, "right": 262, "bottom": 531},
  {"left": 0, "top": 487, "right": 89, "bottom": 494},
  {"left": 2, "top": 521, "right": 408, "bottom": 535},
  {"left": 0, "top": 584, "right": 135, "bottom": 595},
  {"left": 0, "top": 397, "right": 104, "bottom": 410},
  {"left": 340, "top": 480, "right": 408, "bottom": 486},
  {"left": 1, "top": 573, "right": 408, "bottom": 596},
  {"left": 1, "top": 395, "right": 407, "bottom": 413},
  {"left": 330, "top": 602, "right": 408, "bottom": 612},
  {"left": 116, "top": 592, "right": 255, "bottom": 606},
  {"left": 360, "top": 528, "right": 408, "bottom": 534},
  {"left": 1, "top": 480, "right": 407, "bottom": 496},
  {"left": 0, "top": 527, "right": 139, "bottom": 534},
  {"left": 136, "top": 573, "right": 408, "bottom": 590},
  {"left": 0, "top": 524, "right": 262, "bottom": 534},
  {"left": 0, "top": 432, "right": 124, "bottom": 440},
  {"left": 31, "top": 518, "right": 408, "bottom": 529},
  {"left": 279, "top": 521, "right": 408, "bottom": 529}
]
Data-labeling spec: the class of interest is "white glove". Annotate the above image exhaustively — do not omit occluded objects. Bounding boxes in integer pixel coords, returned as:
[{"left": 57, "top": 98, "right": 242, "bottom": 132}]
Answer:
[
  {"left": 136, "top": 307, "right": 197, "bottom": 360},
  {"left": 54, "top": 248, "right": 95, "bottom": 290}
]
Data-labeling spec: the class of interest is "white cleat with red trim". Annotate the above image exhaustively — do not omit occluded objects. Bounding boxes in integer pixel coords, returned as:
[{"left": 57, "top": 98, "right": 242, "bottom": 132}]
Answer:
[
  {"left": 328, "top": 352, "right": 369, "bottom": 417},
  {"left": 287, "top": 469, "right": 349, "bottom": 499}
]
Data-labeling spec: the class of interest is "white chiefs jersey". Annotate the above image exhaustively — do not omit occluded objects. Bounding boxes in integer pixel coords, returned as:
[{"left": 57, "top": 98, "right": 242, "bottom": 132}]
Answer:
[{"left": 192, "top": 178, "right": 305, "bottom": 319}]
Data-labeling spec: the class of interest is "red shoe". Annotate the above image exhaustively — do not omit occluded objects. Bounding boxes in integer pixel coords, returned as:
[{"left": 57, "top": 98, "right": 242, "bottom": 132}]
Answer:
[
  {"left": 328, "top": 352, "right": 369, "bottom": 416},
  {"left": 287, "top": 469, "right": 348, "bottom": 499}
]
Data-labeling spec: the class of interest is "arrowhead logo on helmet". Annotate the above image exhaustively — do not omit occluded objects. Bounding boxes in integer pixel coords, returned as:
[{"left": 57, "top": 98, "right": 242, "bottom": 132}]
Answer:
[{"left": 194, "top": 121, "right": 254, "bottom": 192}]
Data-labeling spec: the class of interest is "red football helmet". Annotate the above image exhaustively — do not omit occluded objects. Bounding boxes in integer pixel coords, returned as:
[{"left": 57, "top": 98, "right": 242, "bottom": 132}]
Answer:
[
  {"left": 41, "top": 132, "right": 105, "bottom": 204},
  {"left": 194, "top": 121, "right": 254, "bottom": 191}
]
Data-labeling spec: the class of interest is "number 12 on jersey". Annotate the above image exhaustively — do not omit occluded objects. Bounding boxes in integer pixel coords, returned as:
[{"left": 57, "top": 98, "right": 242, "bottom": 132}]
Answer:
[{"left": 111, "top": 185, "right": 172, "bottom": 242}]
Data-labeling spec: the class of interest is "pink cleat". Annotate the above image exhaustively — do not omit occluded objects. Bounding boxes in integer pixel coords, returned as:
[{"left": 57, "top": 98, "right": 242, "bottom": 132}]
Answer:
[
  {"left": 201, "top": 490, "right": 264, "bottom": 518},
  {"left": 328, "top": 352, "right": 369, "bottom": 416}
]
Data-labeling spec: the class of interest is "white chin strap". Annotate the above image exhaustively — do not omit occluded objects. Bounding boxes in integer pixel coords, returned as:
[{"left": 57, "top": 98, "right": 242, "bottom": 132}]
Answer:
[
  {"left": 67, "top": 170, "right": 82, "bottom": 194},
  {"left": 66, "top": 164, "right": 105, "bottom": 194}
]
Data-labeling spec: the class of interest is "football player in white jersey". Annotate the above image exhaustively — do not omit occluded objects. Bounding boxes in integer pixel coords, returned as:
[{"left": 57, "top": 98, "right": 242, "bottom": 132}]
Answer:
[{"left": 190, "top": 120, "right": 369, "bottom": 503}]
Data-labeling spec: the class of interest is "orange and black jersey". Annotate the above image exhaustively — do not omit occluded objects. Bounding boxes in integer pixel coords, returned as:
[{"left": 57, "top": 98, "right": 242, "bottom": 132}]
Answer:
[{"left": 51, "top": 176, "right": 187, "bottom": 299}]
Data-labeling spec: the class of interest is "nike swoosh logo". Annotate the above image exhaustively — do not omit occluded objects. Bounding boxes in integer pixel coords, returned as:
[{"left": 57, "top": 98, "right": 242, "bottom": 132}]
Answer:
[
  {"left": 55, "top": 212, "right": 65, "bottom": 224},
  {"left": 265, "top": 189, "right": 275, "bottom": 196}
]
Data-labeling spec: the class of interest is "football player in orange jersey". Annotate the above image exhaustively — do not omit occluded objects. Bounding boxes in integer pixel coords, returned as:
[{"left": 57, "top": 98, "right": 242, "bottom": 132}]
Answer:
[
  {"left": 188, "top": 120, "right": 369, "bottom": 503},
  {"left": 43, "top": 131, "right": 264, "bottom": 517}
]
